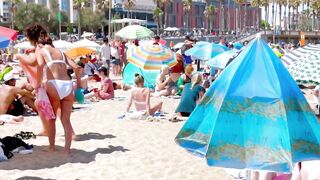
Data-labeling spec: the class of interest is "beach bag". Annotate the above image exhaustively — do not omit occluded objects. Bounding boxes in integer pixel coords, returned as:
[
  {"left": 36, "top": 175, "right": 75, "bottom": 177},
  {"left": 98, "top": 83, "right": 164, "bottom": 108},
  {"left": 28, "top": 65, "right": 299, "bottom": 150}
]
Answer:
[{"left": 36, "top": 87, "right": 56, "bottom": 120}]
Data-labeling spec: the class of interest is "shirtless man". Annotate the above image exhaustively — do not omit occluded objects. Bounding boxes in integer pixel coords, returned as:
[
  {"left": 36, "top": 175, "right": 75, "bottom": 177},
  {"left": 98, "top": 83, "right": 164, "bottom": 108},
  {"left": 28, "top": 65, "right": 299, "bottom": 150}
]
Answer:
[{"left": 0, "top": 73, "right": 35, "bottom": 116}]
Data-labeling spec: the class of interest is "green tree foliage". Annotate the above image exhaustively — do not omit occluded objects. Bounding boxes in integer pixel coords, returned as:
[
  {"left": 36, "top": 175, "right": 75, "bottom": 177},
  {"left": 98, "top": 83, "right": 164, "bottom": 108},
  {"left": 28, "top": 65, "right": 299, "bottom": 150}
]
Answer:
[
  {"left": 67, "top": 23, "right": 74, "bottom": 34},
  {"left": 81, "top": 8, "right": 105, "bottom": 32},
  {"left": 15, "top": 2, "right": 57, "bottom": 32},
  {"left": 204, "top": 5, "right": 215, "bottom": 32},
  {"left": 153, "top": 7, "right": 163, "bottom": 34},
  {"left": 182, "top": 0, "right": 192, "bottom": 31},
  {"left": 260, "top": 19, "right": 270, "bottom": 30},
  {"left": 123, "top": 0, "right": 136, "bottom": 18}
]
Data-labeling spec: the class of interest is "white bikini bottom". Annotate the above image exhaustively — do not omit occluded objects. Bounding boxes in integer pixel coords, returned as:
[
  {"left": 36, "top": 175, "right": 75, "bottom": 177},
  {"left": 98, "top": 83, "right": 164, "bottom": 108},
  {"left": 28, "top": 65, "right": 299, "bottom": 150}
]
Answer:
[{"left": 47, "top": 80, "right": 73, "bottom": 100}]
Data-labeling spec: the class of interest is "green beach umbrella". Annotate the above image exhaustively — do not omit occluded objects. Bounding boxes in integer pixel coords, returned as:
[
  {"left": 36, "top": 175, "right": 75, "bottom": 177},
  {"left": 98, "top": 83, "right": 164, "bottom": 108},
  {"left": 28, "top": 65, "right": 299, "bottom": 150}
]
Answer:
[
  {"left": 115, "top": 25, "right": 154, "bottom": 40},
  {"left": 288, "top": 51, "right": 320, "bottom": 86}
]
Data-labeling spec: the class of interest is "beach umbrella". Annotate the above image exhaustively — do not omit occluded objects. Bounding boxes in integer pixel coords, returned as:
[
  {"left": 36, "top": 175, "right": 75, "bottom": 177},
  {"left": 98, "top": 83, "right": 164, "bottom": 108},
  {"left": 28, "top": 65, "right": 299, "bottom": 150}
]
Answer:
[
  {"left": 288, "top": 51, "right": 320, "bottom": 86},
  {"left": 195, "top": 41, "right": 210, "bottom": 46},
  {"left": 73, "top": 38, "right": 101, "bottom": 49},
  {"left": 206, "top": 49, "right": 238, "bottom": 69},
  {"left": 185, "top": 43, "right": 229, "bottom": 61},
  {"left": 14, "top": 41, "right": 33, "bottom": 49},
  {"left": 0, "top": 26, "right": 18, "bottom": 40},
  {"left": 233, "top": 42, "right": 243, "bottom": 50},
  {"left": 65, "top": 47, "right": 96, "bottom": 59},
  {"left": 53, "top": 40, "right": 75, "bottom": 51},
  {"left": 116, "top": 25, "right": 154, "bottom": 40},
  {"left": 127, "top": 44, "right": 177, "bottom": 70},
  {"left": 81, "top": 32, "right": 94, "bottom": 38},
  {"left": 0, "top": 36, "right": 11, "bottom": 49},
  {"left": 175, "top": 34, "right": 320, "bottom": 173},
  {"left": 53, "top": 40, "right": 74, "bottom": 49},
  {"left": 281, "top": 44, "right": 320, "bottom": 67},
  {"left": 122, "top": 63, "right": 159, "bottom": 88}
]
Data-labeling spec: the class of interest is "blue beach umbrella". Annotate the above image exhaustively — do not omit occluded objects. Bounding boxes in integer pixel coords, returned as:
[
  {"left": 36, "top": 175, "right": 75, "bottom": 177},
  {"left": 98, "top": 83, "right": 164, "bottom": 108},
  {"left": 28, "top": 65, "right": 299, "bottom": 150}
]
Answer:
[
  {"left": 175, "top": 35, "right": 320, "bottom": 173},
  {"left": 0, "top": 36, "right": 11, "bottom": 49},
  {"left": 122, "top": 63, "right": 159, "bottom": 88},
  {"left": 185, "top": 43, "right": 229, "bottom": 61},
  {"left": 206, "top": 49, "right": 238, "bottom": 69},
  {"left": 195, "top": 41, "right": 210, "bottom": 46}
]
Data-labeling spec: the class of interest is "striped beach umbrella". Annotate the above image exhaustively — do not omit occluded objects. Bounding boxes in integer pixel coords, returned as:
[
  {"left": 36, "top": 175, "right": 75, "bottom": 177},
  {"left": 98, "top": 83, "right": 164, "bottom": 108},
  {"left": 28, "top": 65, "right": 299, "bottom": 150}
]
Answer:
[
  {"left": 288, "top": 51, "right": 320, "bottom": 86},
  {"left": 0, "top": 26, "right": 18, "bottom": 48},
  {"left": 116, "top": 25, "right": 154, "bottom": 40},
  {"left": 127, "top": 44, "right": 177, "bottom": 70},
  {"left": 281, "top": 44, "right": 320, "bottom": 67}
]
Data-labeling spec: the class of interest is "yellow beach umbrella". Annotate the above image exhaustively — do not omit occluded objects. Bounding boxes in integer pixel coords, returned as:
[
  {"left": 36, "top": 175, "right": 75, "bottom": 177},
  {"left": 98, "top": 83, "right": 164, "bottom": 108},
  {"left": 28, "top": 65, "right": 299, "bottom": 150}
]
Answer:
[{"left": 65, "top": 47, "right": 96, "bottom": 59}]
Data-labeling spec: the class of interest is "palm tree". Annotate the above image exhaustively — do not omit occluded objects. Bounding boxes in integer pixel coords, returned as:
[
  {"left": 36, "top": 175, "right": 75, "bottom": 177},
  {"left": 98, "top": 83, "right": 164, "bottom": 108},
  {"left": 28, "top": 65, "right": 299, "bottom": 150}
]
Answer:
[
  {"left": 218, "top": 0, "right": 225, "bottom": 34},
  {"left": 74, "top": 0, "right": 88, "bottom": 39},
  {"left": 204, "top": 5, "right": 215, "bottom": 32},
  {"left": 94, "top": 0, "right": 109, "bottom": 35},
  {"left": 311, "top": 0, "right": 320, "bottom": 30},
  {"left": 277, "top": 0, "right": 287, "bottom": 30},
  {"left": 234, "top": 0, "right": 245, "bottom": 34},
  {"left": 123, "top": 0, "right": 136, "bottom": 18},
  {"left": 162, "top": 0, "right": 173, "bottom": 28},
  {"left": 252, "top": 0, "right": 269, "bottom": 32},
  {"left": 9, "top": 0, "right": 21, "bottom": 29},
  {"left": 204, "top": 0, "right": 210, "bottom": 31},
  {"left": 96, "top": 0, "right": 109, "bottom": 11},
  {"left": 291, "top": 0, "right": 300, "bottom": 30},
  {"left": 251, "top": 0, "right": 260, "bottom": 31},
  {"left": 182, "top": 0, "right": 192, "bottom": 32},
  {"left": 153, "top": 7, "right": 163, "bottom": 34}
]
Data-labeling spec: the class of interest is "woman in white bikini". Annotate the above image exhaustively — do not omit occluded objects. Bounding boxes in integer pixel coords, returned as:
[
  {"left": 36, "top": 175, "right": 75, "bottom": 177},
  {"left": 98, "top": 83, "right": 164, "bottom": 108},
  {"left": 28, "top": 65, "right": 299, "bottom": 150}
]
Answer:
[
  {"left": 25, "top": 24, "right": 81, "bottom": 154},
  {"left": 126, "top": 74, "right": 162, "bottom": 116}
]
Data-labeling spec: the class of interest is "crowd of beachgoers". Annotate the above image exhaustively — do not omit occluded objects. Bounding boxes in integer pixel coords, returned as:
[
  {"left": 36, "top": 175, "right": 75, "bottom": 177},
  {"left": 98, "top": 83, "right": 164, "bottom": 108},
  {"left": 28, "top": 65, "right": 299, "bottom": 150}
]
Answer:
[{"left": 0, "top": 23, "right": 319, "bottom": 179}]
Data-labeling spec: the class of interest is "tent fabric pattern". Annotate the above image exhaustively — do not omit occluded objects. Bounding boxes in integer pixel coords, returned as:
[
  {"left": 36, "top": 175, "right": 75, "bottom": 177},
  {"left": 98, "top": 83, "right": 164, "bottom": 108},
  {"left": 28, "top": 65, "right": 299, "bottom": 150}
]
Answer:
[
  {"left": 288, "top": 51, "right": 320, "bottom": 85},
  {"left": 282, "top": 44, "right": 320, "bottom": 67},
  {"left": 175, "top": 36, "right": 320, "bottom": 173}
]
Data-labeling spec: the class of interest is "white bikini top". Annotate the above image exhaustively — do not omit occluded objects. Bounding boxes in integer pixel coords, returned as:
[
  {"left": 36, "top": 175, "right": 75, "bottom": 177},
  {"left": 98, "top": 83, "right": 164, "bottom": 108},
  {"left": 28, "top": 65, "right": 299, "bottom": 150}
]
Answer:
[{"left": 42, "top": 48, "right": 67, "bottom": 69}]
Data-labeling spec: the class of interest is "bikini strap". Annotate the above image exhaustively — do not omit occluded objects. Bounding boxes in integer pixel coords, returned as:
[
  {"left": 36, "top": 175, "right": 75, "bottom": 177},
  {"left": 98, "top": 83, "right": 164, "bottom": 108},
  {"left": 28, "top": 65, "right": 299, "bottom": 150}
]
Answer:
[
  {"left": 42, "top": 48, "right": 53, "bottom": 62},
  {"left": 60, "top": 50, "right": 66, "bottom": 63}
]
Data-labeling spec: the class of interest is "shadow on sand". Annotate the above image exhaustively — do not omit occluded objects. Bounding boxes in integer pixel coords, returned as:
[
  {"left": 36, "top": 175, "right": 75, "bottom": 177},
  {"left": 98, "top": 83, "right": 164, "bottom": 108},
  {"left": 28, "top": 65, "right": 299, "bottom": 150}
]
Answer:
[
  {"left": 0, "top": 145, "right": 130, "bottom": 170},
  {"left": 75, "top": 132, "right": 116, "bottom": 141},
  {"left": 16, "top": 177, "right": 55, "bottom": 180}
]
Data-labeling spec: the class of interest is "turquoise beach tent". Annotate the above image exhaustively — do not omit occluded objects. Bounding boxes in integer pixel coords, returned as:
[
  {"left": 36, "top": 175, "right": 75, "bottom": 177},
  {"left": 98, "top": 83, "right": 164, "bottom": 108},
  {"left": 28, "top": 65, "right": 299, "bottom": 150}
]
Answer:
[
  {"left": 122, "top": 63, "right": 159, "bottom": 88},
  {"left": 175, "top": 35, "right": 320, "bottom": 173}
]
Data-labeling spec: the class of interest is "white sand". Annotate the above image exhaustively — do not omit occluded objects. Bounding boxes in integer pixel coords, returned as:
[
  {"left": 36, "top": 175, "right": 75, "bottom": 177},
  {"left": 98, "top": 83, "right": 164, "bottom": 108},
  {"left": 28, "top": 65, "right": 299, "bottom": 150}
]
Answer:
[{"left": 0, "top": 90, "right": 232, "bottom": 180}]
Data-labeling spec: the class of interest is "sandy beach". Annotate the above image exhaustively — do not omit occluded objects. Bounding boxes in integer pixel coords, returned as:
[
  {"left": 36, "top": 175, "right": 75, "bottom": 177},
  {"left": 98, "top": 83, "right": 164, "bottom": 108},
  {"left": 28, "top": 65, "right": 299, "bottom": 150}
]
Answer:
[{"left": 0, "top": 90, "right": 232, "bottom": 180}]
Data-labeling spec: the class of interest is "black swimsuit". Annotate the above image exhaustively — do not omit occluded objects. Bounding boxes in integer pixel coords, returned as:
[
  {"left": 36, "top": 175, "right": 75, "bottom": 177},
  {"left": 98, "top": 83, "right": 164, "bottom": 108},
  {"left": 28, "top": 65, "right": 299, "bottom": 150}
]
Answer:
[{"left": 6, "top": 98, "right": 24, "bottom": 116}]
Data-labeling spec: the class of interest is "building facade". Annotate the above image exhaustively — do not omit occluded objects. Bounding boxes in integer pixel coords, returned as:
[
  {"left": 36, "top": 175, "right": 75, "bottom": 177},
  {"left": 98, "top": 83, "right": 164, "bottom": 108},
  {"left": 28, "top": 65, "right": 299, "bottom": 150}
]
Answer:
[
  {"left": 166, "top": 0, "right": 261, "bottom": 32},
  {"left": 0, "top": 0, "right": 261, "bottom": 33}
]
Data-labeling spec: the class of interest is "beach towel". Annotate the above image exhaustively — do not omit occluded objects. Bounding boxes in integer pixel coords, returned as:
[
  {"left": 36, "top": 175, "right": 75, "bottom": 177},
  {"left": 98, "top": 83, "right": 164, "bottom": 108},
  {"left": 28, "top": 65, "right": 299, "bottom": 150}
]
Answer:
[
  {"left": 36, "top": 87, "right": 56, "bottom": 120},
  {"left": 126, "top": 111, "right": 147, "bottom": 120}
]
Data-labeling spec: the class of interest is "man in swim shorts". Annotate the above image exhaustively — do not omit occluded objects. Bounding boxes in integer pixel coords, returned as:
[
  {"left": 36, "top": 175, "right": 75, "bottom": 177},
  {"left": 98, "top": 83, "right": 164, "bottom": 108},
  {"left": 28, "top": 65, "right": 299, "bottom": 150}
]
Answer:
[{"left": 0, "top": 73, "right": 35, "bottom": 116}]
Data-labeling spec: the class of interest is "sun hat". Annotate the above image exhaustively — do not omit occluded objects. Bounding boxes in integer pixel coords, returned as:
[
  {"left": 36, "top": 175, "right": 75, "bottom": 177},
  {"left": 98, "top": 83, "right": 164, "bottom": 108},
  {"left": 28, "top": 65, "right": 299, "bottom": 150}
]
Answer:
[{"left": 3, "top": 73, "right": 16, "bottom": 82}]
